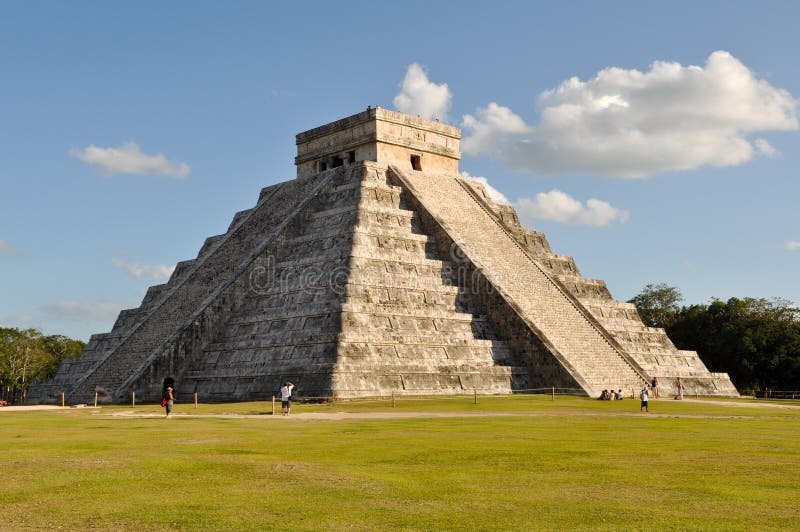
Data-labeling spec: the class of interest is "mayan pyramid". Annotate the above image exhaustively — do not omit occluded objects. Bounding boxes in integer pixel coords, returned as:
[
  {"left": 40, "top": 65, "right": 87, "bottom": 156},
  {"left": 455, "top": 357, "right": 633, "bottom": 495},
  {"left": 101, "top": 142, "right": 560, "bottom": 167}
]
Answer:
[{"left": 28, "top": 108, "right": 737, "bottom": 404}]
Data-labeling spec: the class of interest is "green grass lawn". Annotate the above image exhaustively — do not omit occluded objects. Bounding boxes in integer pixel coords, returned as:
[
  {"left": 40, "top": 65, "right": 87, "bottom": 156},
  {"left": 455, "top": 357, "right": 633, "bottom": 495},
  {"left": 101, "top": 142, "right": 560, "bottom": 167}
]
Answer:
[{"left": 2, "top": 396, "right": 799, "bottom": 530}]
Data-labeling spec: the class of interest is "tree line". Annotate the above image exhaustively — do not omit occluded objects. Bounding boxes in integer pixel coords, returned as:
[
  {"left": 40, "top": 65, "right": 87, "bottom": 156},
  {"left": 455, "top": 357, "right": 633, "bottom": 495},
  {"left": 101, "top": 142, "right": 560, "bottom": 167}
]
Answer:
[
  {"left": 629, "top": 284, "right": 800, "bottom": 394},
  {"left": 0, "top": 327, "right": 85, "bottom": 404}
]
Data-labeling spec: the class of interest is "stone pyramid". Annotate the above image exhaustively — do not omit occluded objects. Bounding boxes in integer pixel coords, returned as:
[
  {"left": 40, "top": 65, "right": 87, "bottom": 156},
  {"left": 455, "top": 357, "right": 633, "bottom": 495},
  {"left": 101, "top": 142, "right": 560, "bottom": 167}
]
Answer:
[{"left": 28, "top": 108, "right": 737, "bottom": 404}]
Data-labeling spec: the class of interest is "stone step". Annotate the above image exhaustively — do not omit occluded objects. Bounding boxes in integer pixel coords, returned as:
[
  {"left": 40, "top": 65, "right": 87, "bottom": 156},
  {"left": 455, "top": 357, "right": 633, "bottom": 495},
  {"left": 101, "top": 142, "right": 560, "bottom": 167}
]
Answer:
[
  {"left": 338, "top": 331, "right": 506, "bottom": 345},
  {"left": 341, "top": 297, "right": 464, "bottom": 314},
  {"left": 207, "top": 330, "right": 341, "bottom": 351},
  {"left": 111, "top": 308, "right": 142, "bottom": 331},
  {"left": 340, "top": 313, "right": 498, "bottom": 339},
  {"left": 309, "top": 204, "right": 415, "bottom": 222},
  {"left": 226, "top": 302, "right": 340, "bottom": 325},
  {"left": 554, "top": 274, "right": 613, "bottom": 300},
  {"left": 340, "top": 303, "right": 483, "bottom": 322},
  {"left": 353, "top": 224, "right": 432, "bottom": 243},
  {"left": 181, "top": 362, "right": 339, "bottom": 382},
  {"left": 345, "top": 281, "right": 460, "bottom": 296},
  {"left": 358, "top": 188, "right": 403, "bottom": 209},
  {"left": 227, "top": 208, "right": 256, "bottom": 232},
  {"left": 349, "top": 242, "right": 441, "bottom": 265},
  {"left": 334, "top": 361, "right": 510, "bottom": 373},
  {"left": 287, "top": 225, "right": 433, "bottom": 251},
  {"left": 581, "top": 298, "right": 639, "bottom": 315},
  {"left": 330, "top": 368, "right": 517, "bottom": 396},
  {"left": 536, "top": 253, "right": 581, "bottom": 276},
  {"left": 197, "top": 234, "right": 226, "bottom": 258},
  {"left": 596, "top": 318, "right": 651, "bottom": 332},
  {"left": 338, "top": 342, "right": 514, "bottom": 363}
]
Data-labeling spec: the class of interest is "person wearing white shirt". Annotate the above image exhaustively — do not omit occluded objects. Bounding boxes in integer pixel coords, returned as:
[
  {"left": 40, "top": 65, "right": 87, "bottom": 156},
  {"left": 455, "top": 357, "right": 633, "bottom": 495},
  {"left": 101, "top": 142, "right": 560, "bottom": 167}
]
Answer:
[
  {"left": 640, "top": 387, "right": 649, "bottom": 413},
  {"left": 280, "top": 381, "right": 294, "bottom": 416}
]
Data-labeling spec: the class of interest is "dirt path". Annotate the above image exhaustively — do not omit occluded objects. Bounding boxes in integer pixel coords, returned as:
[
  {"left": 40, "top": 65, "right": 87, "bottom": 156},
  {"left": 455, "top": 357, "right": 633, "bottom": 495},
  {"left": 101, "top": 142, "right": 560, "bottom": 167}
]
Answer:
[
  {"left": 101, "top": 409, "right": 767, "bottom": 421},
  {"left": 0, "top": 405, "right": 68, "bottom": 412},
  {"left": 670, "top": 397, "right": 800, "bottom": 409},
  {"left": 3, "top": 398, "right": 796, "bottom": 419}
]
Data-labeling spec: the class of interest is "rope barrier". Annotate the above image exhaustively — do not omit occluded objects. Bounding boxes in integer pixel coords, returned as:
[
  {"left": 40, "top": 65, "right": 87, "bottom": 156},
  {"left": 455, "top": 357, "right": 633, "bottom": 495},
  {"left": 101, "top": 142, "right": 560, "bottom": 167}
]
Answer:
[{"left": 285, "top": 388, "right": 587, "bottom": 404}]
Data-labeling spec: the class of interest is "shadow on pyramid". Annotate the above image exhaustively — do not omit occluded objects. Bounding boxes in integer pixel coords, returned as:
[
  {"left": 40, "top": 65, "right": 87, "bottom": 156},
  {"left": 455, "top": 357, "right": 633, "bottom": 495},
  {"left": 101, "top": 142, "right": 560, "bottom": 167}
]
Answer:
[{"left": 27, "top": 108, "right": 737, "bottom": 404}]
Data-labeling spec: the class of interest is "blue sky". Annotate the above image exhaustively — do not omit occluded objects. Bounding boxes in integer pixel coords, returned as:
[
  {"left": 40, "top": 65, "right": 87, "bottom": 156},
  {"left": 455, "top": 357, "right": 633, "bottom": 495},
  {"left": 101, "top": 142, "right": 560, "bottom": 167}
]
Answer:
[{"left": 1, "top": 1, "right": 798, "bottom": 340}]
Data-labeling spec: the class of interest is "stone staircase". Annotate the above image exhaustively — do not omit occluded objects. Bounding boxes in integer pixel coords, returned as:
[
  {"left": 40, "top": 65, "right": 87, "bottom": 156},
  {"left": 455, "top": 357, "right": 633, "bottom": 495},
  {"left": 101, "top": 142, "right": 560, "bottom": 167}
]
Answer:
[
  {"left": 176, "top": 167, "right": 363, "bottom": 400},
  {"left": 38, "top": 170, "right": 336, "bottom": 404},
  {"left": 461, "top": 177, "right": 738, "bottom": 397},
  {"left": 392, "top": 167, "right": 649, "bottom": 397},
  {"left": 331, "top": 164, "right": 524, "bottom": 396}
]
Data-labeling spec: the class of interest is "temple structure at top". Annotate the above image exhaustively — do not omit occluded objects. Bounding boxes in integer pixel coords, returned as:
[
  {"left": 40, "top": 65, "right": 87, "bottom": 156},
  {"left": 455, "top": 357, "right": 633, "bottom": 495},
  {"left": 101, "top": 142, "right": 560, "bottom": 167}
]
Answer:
[{"left": 295, "top": 107, "right": 460, "bottom": 177}]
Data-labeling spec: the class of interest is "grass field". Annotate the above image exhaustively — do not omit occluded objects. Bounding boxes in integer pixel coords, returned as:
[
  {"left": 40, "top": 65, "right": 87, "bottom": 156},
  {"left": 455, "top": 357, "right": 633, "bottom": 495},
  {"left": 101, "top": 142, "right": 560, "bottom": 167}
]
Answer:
[{"left": 2, "top": 396, "right": 799, "bottom": 530}]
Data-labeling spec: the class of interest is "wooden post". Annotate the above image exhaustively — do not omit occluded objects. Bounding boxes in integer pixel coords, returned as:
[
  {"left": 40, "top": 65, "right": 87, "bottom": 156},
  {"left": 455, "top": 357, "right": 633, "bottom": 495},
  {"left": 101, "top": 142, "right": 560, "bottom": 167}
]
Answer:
[
  {"left": 132, "top": 391, "right": 135, "bottom": 408},
  {"left": 392, "top": 391, "right": 396, "bottom": 408},
  {"left": 474, "top": 389, "right": 478, "bottom": 405},
  {"left": 93, "top": 391, "right": 98, "bottom": 408},
  {"left": 271, "top": 395, "right": 275, "bottom": 416},
  {"left": 194, "top": 392, "right": 198, "bottom": 409},
  {"left": 61, "top": 392, "right": 65, "bottom": 408},
  {"left": 552, "top": 386, "right": 555, "bottom": 401}
]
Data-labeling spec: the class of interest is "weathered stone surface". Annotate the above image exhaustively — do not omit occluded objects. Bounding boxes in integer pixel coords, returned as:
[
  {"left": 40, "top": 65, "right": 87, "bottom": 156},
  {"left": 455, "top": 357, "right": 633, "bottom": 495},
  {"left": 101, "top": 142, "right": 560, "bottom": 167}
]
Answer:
[{"left": 27, "top": 108, "right": 737, "bottom": 404}]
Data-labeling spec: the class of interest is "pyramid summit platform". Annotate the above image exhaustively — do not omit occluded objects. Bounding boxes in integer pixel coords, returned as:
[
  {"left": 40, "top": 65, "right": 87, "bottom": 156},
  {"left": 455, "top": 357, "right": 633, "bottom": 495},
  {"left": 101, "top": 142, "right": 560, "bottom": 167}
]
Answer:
[{"left": 28, "top": 108, "right": 737, "bottom": 404}]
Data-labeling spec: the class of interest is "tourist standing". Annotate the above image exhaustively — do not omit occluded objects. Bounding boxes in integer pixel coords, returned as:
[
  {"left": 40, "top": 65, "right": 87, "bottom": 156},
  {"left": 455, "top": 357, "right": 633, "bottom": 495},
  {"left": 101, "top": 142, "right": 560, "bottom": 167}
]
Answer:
[
  {"left": 164, "top": 386, "right": 174, "bottom": 418},
  {"left": 640, "top": 387, "right": 649, "bottom": 412},
  {"left": 676, "top": 377, "right": 685, "bottom": 400},
  {"left": 280, "top": 380, "right": 294, "bottom": 416},
  {"left": 651, "top": 376, "right": 659, "bottom": 398}
]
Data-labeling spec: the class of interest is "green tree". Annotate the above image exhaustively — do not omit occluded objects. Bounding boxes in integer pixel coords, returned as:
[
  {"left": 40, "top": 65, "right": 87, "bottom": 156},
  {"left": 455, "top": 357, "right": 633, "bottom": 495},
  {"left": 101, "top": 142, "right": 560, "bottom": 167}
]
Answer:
[
  {"left": 42, "top": 334, "right": 86, "bottom": 378},
  {"left": 667, "top": 298, "right": 800, "bottom": 392},
  {"left": 628, "top": 283, "right": 683, "bottom": 328},
  {"left": 0, "top": 327, "right": 86, "bottom": 402},
  {"left": 0, "top": 328, "right": 48, "bottom": 400}
]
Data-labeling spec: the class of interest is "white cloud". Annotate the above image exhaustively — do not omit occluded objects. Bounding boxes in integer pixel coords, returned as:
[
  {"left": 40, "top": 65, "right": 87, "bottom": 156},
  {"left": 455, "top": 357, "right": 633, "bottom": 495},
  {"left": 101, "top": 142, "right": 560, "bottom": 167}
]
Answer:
[
  {"left": 113, "top": 258, "right": 175, "bottom": 280},
  {"left": 40, "top": 301, "right": 127, "bottom": 322},
  {"left": 70, "top": 142, "right": 191, "bottom": 179},
  {"left": 754, "top": 138, "right": 777, "bottom": 157},
  {"left": 516, "top": 190, "right": 630, "bottom": 227},
  {"left": 460, "top": 171, "right": 511, "bottom": 205},
  {"left": 393, "top": 63, "right": 452, "bottom": 121},
  {"left": 787, "top": 241, "right": 800, "bottom": 250},
  {"left": 462, "top": 103, "right": 529, "bottom": 155},
  {"left": 0, "top": 314, "right": 37, "bottom": 328},
  {"left": 462, "top": 51, "right": 798, "bottom": 178},
  {"left": 459, "top": 172, "right": 627, "bottom": 227},
  {"left": 0, "top": 240, "right": 17, "bottom": 255}
]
